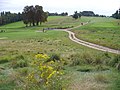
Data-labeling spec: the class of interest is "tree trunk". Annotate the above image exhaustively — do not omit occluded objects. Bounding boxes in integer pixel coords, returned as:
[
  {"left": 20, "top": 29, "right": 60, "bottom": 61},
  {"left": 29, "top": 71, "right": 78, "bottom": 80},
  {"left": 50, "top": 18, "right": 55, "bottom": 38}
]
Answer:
[
  {"left": 29, "top": 22, "right": 32, "bottom": 26},
  {"left": 32, "top": 22, "right": 35, "bottom": 26},
  {"left": 36, "top": 21, "right": 39, "bottom": 26}
]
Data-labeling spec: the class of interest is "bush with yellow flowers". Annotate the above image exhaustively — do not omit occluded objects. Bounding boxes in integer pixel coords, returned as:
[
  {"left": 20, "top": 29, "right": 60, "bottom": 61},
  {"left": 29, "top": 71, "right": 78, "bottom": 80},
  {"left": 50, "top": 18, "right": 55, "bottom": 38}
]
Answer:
[{"left": 25, "top": 54, "right": 64, "bottom": 90}]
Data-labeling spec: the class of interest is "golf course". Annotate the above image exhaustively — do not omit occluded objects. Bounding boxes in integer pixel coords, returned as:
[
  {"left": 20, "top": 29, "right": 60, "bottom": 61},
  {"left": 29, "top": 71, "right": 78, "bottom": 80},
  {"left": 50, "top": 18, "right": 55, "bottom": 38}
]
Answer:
[{"left": 0, "top": 16, "right": 120, "bottom": 90}]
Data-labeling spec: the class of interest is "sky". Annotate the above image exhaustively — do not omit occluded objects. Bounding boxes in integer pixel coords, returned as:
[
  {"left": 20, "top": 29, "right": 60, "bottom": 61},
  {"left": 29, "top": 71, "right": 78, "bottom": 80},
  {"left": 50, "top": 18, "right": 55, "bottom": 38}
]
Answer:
[{"left": 0, "top": 0, "right": 120, "bottom": 16}]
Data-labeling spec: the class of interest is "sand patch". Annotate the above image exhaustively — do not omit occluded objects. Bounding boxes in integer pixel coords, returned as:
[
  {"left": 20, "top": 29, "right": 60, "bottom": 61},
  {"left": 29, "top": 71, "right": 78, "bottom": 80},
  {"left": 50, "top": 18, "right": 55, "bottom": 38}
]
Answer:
[{"left": 0, "top": 37, "right": 8, "bottom": 39}]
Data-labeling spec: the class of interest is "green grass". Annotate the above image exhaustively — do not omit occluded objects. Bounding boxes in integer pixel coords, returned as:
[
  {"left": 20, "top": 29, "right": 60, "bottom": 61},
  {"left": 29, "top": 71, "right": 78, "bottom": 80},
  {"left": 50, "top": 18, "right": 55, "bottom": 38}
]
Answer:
[
  {"left": 72, "top": 17, "right": 120, "bottom": 50},
  {"left": 111, "top": 72, "right": 120, "bottom": 90},
  {"left": 63, "top": 65, "right": 119, "bottom": 90},
  {"left": 0, "top": 16, "right": 120, "bottom": 90}
]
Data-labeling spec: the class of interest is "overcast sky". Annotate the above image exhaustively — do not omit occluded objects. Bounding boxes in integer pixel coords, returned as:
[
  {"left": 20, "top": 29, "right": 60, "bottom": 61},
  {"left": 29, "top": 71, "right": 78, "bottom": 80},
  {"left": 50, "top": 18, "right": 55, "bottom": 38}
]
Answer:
[{"left": 0, "top": 0, "right": 120, "bottom": 16}]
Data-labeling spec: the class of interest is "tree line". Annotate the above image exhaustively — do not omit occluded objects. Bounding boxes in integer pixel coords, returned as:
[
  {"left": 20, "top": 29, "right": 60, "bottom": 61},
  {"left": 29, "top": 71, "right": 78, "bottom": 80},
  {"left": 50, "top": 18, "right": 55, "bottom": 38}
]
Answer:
[
  {"left": 0, "top": 5, "right": 48, "bottom": 27},
  {"left": 72, "top": 11, "right": 106, "bottom": 19},
  {"left": 48, "top": 12, "right": 68, "bottom": 16},
  {"left": 22, "top": 5, "right": 48, "bottom": 27},
  {"left": 1, "top": 6, "right": 110, "bottom": 26},
  {"left": 112, "top": 8, "right": 120, "bottom": 19},
  {"left": 0, "top": 11, "right": 22, "bottom": 25}
]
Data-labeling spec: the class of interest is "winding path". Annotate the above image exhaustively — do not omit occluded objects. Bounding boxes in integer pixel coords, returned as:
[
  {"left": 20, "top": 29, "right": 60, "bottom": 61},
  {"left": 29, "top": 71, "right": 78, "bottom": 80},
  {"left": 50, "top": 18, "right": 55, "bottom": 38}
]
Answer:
[{"left": 53, "top": 23, "right": 120, "bottom": 54}]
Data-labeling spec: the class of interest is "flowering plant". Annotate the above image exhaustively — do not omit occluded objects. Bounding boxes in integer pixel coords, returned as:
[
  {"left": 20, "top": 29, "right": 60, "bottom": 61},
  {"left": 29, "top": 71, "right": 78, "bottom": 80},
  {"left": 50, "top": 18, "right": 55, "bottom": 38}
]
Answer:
[{"left": 26, "top": 54, "right": 64, "bottom": 89}]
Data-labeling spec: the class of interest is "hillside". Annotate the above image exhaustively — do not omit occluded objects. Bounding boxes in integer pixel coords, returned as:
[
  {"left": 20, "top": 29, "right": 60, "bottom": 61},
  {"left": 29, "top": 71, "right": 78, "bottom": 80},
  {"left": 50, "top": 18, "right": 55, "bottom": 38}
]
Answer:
[
  {"left": 0, "top": 16, "right": 120, "bottom": 90},
  {"left": 72, "top": 17, "right": 120, "bottom": 50}
]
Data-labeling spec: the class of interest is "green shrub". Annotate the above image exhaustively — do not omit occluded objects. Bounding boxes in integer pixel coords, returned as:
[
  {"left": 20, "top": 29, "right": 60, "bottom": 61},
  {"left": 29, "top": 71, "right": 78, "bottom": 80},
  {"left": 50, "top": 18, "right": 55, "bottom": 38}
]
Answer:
[{"left": 48, "top": 54, "right": 60, "bottom": 62}]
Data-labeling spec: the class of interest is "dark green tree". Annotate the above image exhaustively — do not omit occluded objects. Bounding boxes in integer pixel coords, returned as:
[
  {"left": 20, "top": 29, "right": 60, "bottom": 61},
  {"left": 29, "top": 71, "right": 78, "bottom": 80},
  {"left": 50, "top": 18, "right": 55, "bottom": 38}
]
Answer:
[
  {"left": 112, "top": 8, "right": 120, "bottom": 19},
  {"left": 35, "top": 5, "right": 44, "bottom": 25},
  {"left": 22, "top": 6, "right": 30, "bottom": 26},
  {"left": 29, "top": 6, "right": 35, "bottom": 26},
  {"left": 78, "top": 12, "right": 81, "bottom": 18},
  {"left": 0, "top": 11, "right": 22, "bottom": 26},
  {"left": 40, "top": 12, "right": 48, "bottom": 25},
  {"left": 72, "top": 11, "right": 79, "bottom": 19},
  {"left": 22, "top": 5, "right": 48, "bottom": 26}
]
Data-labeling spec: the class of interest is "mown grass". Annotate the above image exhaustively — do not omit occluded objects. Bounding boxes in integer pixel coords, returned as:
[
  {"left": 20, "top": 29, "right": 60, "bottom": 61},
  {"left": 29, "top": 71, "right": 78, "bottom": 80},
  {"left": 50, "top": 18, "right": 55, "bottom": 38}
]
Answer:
[
  {"left": 72, "top": 17, "right": 120, "bottom": 50},
  {"left": 0, "top": 16, "right": 120, "bottom": 90}
]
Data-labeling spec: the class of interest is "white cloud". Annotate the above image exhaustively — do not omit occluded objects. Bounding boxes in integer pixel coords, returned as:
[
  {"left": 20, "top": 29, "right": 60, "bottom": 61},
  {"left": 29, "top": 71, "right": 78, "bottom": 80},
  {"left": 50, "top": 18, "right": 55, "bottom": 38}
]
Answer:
[{"left": 0, "top": 0, "right": 120, "bottom": 16}]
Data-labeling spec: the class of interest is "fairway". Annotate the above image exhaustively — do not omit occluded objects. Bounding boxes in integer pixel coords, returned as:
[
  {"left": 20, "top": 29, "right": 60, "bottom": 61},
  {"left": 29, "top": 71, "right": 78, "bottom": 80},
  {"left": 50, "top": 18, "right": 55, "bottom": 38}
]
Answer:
[{"left": 0, "top": 16, "right": 120, "bottom": 90}]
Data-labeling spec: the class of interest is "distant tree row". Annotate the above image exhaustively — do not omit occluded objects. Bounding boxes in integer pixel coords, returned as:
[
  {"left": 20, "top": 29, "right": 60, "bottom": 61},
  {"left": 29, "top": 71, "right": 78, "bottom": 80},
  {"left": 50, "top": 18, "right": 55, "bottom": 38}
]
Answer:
[
  {"left": 112, "top": 8, "right": 120, "bottom": 19},
  {"left": 72, "top": 11, "right": 106, "bottom": 19},
  {"left": 48, "top": 12, "right": 68, "bottom": 16},
  {"left": 80, "top": 11, "right": 95, "bottom": 16},
  {"left": 94, "top": 14, "right": 106, "bottom": 17},
  {"left": 80, "top": 11, "right": 106, "bottom": 17},
  {"left": 0, "top": 11, "right": 22, "bottom": 25},
  {"left": 22, "top": 5, "right": 48, "bottom": 27}
]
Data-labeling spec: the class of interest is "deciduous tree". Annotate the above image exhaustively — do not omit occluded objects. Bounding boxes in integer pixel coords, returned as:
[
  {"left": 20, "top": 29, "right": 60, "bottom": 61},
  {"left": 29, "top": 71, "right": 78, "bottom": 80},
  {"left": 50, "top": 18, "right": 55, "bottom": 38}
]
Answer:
[{"left": 22, "top": 5, "right": 48, "bottom": 27}]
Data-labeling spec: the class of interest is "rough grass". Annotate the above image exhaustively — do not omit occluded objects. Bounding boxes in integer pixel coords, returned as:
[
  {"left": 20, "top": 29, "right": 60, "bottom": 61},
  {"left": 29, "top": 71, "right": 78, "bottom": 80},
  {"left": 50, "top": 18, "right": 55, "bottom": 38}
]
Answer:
[
  {"left": 0, "top": 16, "right": 120, "bottom": 90},
  {"left": 72, "top": 17, "right": 120, "bottom": 50},
  {"left": 64, "top": 65, "right": 112, "bottom": 90}
]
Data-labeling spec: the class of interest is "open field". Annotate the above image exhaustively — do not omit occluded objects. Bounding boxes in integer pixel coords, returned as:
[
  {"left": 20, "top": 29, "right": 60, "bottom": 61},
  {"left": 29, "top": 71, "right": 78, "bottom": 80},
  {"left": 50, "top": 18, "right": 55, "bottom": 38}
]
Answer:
[{"left": 0, "top": 16, "right": 120, "bottom": 90}]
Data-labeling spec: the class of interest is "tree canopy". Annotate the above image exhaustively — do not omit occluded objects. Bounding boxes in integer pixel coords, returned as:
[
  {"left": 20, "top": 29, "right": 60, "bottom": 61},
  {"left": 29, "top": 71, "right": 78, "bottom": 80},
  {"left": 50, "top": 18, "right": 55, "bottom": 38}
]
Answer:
[
  {"left": 22, "top": 5, "right": 48, "bottom": 27},
  {"left": 0, "top": 11, "right": 22, "bottom": 26},
  {"left": 112, "top": 8, "right": 120, "bottom": 19},
  {"left": 72, "top": 11, "right": 106, "bottom": 19},
  {"left": 72, "top": 11, "right": 81, "bottom": 19}
]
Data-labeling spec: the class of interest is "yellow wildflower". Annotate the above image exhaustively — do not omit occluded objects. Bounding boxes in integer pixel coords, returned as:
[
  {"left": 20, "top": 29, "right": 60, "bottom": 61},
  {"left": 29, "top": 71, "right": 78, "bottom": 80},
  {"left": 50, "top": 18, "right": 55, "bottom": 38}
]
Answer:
[
  {"left": 48, "top": 66, "right": 53, "bottom": 70},
  {"left": 46, "top": 81, "right": 49, "bottom": 85},
  {"left": 39, "top": 66, "right": 43, "bottom": 71},
  {"left": 47, "top": 70, "right": 56, "bottom": 79},
  {"left": 43, "top": 65, "right": 47, "bottom": 69},
  {"left": 41, "top": 72, "right": 44, "bottom": 78},
  {"left": 60, "top": 72, "right": 64, "bottom": 75},
  {"left": 35, "top": 54, "right": 49, "bottom": 59},
  {"left": 49, "top": 61, "right": 54, "bottom": 64}
]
